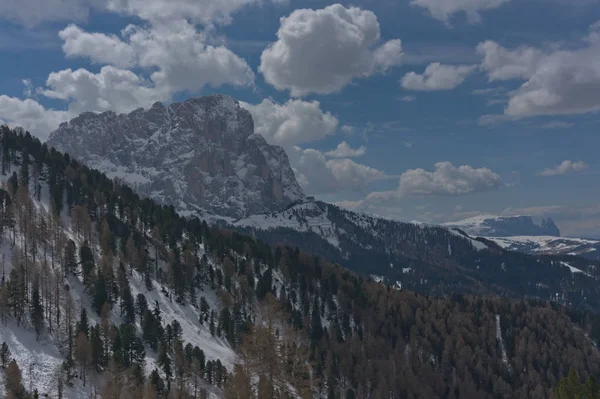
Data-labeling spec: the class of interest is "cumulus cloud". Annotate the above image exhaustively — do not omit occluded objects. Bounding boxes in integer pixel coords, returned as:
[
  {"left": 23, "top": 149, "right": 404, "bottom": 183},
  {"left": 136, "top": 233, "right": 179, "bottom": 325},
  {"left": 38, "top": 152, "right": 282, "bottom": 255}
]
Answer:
[
  {"left": 401, "top": 62, "right": 476, "bottom": 91},
  {"left": 325, "top": 141, "right": 366, "bottom": 158},
  {"left": 333, "top": 162, "right": 502, "bottom": 214},
  {"left": 0, "top": 96, "right": 70, "bottom": 140},
  {"left": 477, "top": 22, "right": 600, "bottom": 117},
  {"left": 259, "top": 4, "right": 403, "bottom": 97},
  {"left": 123, "top": 21, "right": 254, "bottom": 92},
  {"left": 540, "top": 160, "right": 589, "bottom": 176},
  {"left": 290, "top": 147, "right": 387, "bottom": 194},
  {"left": 59, "top": 22, "right": 254, "bottom": 94},
  {"left": 59, "top": 24, "right": 136, "bottom": 69},
  {"left": 477, "top": 41, "right": 542, "bottom": 81},
  {"left": 411, "top": 0, "right": 510, "bottom": 24},
  {"left": 41, "top": 66, "right": 170, "bottom": 115},
  {"left": 397, "top": 162, "right": 502, "bottom": 196},
  {"left": 241, "top": 99, "right": 338, "bottom": 149}
]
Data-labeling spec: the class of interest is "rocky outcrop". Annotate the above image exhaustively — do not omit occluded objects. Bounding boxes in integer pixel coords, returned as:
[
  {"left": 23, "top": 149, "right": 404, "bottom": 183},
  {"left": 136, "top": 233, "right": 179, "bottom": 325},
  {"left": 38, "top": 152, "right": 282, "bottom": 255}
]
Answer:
[{"left": 47, "top": 95, "right": 304, "bottom": 219}]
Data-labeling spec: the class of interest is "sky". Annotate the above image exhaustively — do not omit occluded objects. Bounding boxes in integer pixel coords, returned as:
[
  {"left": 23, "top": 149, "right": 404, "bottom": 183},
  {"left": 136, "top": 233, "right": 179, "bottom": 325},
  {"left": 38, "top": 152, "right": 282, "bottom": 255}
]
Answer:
[{"left": 0, "top": 0, "right": 599, "bottom": 237}]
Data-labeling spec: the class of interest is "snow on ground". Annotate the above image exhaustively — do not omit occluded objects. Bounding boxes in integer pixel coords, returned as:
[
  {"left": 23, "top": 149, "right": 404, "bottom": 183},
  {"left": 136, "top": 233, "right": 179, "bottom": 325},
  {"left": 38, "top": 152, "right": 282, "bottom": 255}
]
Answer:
[
  {"left": 0, "top": 321, "right": 93, "bottom": 398},
  {"left": 128, "top": 271, "right": 237, "bottom": 371},
  {"left": 447, "top": 229, "right": 488, "bottom": 251},
  {"left": 495, "top": 314, "right": 511, "bottom": 373},
  {"left": 560, "top": 261, "right": 594, "bottom": 278}
]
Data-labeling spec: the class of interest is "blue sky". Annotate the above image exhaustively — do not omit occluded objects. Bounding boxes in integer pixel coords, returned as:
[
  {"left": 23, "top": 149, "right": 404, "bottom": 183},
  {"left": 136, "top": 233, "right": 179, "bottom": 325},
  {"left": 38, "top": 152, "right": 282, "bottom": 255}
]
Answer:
[{"left": 0, "top": 0, "right": 599, "bottom": 237}]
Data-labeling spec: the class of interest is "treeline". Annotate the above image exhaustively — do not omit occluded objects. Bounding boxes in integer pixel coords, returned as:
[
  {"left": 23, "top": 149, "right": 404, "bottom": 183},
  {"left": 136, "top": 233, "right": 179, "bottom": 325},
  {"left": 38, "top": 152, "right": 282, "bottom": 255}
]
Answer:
[{"left": 0, "top": 125, "right": 599, "bottom": 398}]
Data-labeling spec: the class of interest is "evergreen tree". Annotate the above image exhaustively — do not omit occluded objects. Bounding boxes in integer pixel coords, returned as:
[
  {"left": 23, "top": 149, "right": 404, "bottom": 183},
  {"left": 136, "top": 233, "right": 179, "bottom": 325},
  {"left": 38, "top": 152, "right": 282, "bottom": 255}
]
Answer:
[
  {"left": 93, "top": 269, "right": 108, "bottom": 315},
  {"left": 77, "top": 308, "right": 90, "bottom": 337},
  {"left": 120, "top": 284, "right": 135, "bottom": 325},
  {"left": 31, "top": 279, "right": 43, "bottom": 341},
  {"left": 79, "top": 241, "right": 95, "bottom": 287},
  {"left": 0, "top": 342, "right": 12, "bottom": 368},
  {"left": 64, "top": 240, "right": 77, "bottom": 277},
  {"left": 135, "top": 293, "right": 148, "bottom": 320}
]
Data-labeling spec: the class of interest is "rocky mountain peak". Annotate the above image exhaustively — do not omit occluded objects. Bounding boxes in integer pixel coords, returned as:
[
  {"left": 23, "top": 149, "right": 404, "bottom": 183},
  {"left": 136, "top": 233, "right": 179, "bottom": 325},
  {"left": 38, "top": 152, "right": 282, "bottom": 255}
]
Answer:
[{"left": 47, "top": 95, "right": 305, "bottom": 219}]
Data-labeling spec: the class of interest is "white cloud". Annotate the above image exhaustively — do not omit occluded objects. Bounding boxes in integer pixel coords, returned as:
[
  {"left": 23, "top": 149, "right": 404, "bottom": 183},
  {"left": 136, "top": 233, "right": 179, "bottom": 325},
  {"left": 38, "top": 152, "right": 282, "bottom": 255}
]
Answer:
[
  {"left": 411, "top": 0, "right": 510, "bottom": 24},
  {"left": 477, "top": 22, "right": 600, "bottom": 117},
  {"left": 290, "top": 147, "right": 387, "bottom": 194},
  {"left": 59, "top": 24, "right": 136, "bottom": 69},
  {"left": 106, "top": 0, "right": 261, "bottom": 26},
  {"left": 325, "top": 141, "right": 366, "bottom": 158},
  {"left": 123, "top": 21, "right": 254, "bottom": 92},
  {"left": 0, "top": 96, "right": 70, "bottom": 140},
  {"left": 477, "top": 41, "right": 541, "bottom": 81},
  {"left": 259, "top": 4, "right": 403, "bottom": 97},
  {"left": 0, "top": 0, "right": 95, "bottom": 27},
  {"left": 58, "top": 21, "right": 254, "bottom": 94},
  {"left": 241, "top": 99, "right": 338, "bottom": 149},
  {"left": 334, "top": 161, "right": 502, "bottom": 214},
  {"left": 41, "top": 66, "right": 170, "bottom": 115},
  {"left": 540, "top": 160, "right": 589, "bottom": 176},
  {"left": 400, "top": 95, "right": 416, "bottom": 102},
  {"left": 401, "top": 62, "right": 476, "bottom": 91},
  {"left": 397, "top": 161, "right": 502, "bottom": 196}
]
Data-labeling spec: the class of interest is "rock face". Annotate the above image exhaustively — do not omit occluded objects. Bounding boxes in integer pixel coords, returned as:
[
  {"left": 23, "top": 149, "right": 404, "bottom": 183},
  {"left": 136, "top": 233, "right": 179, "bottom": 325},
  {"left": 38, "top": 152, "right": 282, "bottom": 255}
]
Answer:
[
  {"left": 444, "top": 215, "right": 561, "bottom": 237},
  {"left": 47, "top": 95, "right": 304, "bottom": 218}
]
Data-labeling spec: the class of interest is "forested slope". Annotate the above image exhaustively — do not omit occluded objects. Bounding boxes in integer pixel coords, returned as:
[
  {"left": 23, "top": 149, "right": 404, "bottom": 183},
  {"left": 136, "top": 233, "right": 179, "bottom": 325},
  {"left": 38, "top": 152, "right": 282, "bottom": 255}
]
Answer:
[{"left": 0, "top": 125, "right": 598, "bottom": 398}]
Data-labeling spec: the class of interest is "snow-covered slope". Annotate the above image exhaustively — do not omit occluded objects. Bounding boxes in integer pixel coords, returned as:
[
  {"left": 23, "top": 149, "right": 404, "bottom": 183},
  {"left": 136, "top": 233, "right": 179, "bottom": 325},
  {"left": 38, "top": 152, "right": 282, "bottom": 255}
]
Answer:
[
  {"left": 47, "top": 95, "right": 304, "bottom": 219},
  {"left": 488, "top": 235, "right": 600, "bottom": 260},
  {"left": 444, "top": 214, "right": 560, "bottom": 237}
]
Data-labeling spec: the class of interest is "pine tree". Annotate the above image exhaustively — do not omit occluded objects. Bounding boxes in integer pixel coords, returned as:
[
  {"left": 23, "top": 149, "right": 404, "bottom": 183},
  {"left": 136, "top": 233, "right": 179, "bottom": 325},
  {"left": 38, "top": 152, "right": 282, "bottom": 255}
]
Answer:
[
  {"left": 79, "top": 241, "right": 95, "bottom": 287},
  {"left": 64, "top": 240, "right": 77, "bottom": 277},
  {"left": 120, "top": 284, "right": 135, "bottom": 325},
  {"left": 135, "top": 293, "right": 148, "bottom": 320},
  {"left": 93, "top": 269, "right": 108, "bottom": 315},
  {"left": 77, "top": 308, "right": 89, "bottom": 337},
  {"left": 0, "top": 342, "right": 12, "bottom": 368},
  {"left": 31, "top": 278, "right": 44, "bottom": 341}
]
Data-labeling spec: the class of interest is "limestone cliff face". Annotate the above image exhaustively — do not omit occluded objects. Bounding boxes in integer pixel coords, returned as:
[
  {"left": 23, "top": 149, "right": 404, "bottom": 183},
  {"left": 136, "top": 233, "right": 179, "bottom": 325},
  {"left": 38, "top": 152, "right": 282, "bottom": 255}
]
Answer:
[{"left": 47, "top": 95, "right": 304, "bottom": 219}]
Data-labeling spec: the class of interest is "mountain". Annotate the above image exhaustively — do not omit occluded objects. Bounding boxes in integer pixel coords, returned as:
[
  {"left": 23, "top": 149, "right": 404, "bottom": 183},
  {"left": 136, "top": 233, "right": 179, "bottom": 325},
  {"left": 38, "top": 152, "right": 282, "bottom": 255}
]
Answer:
[
  {"left": 43, "top": 97, "right": 600, "bottom": 313},
  {"left": 3, "top": 126, "right": 600, "bottom": 398},
  {"left": 444, "top": 215, "right": 600, "bottom": 260},
  {"left": 444, "top": 214, "right": 561, "bottom": 237},
  {"left": 47, "top": 95, "right": 304, "bottom": 219},
  {"left": 487, "top": 235, "right": 600, "bottom": 261},
  {"left": 230, "top": 198, "right": 600, "bottom": 313}
]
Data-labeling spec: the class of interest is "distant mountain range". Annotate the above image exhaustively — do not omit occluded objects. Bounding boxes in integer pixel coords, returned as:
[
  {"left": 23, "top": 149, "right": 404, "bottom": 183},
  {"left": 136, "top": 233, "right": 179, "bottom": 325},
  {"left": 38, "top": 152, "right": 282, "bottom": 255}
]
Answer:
[
  {"left": 444, "top": 214, "right": 600, "bottom": 260},
  {"left": 444, "top": 214, "right": 560, "bottom": 237}
]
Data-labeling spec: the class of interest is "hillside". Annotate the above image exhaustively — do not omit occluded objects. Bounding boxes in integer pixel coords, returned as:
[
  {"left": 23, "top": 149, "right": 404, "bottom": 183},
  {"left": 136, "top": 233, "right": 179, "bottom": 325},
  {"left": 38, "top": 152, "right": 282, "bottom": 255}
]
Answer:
[
  {"left": 0, "top": 126, "right": 599, "bottom": 398},
  {"left": 444, "top": 215, "right": 561, "bottom": 237},
  {"left": 232, "top": 199, "right": 600, "bottom": 313}
]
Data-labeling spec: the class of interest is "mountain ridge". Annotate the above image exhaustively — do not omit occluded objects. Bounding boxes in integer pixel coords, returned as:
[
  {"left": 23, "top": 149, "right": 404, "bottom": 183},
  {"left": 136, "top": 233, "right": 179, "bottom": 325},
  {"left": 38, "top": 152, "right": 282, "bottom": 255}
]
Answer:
[
  {"left": 47, "top": 95, "right": 304, "bottom": 219},
  {"left": 444, "top": 214, "right": 561, "bottom": 237}
]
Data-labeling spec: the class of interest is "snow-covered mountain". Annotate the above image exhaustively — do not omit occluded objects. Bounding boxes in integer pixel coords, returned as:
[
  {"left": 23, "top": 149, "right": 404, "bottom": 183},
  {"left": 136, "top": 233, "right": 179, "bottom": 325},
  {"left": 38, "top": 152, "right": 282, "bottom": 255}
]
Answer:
[
  {"left": 47, "top": 95, "right": 304, "bottom": 219},
  {"left": 444, "top": 214, "right": 560, "bottom": 237},
  {"left": 443, "top": 215, "right": 600, "bottom": 260},
  {"left": 486, "top": 235, "right": 600, "bottom": 260}
]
